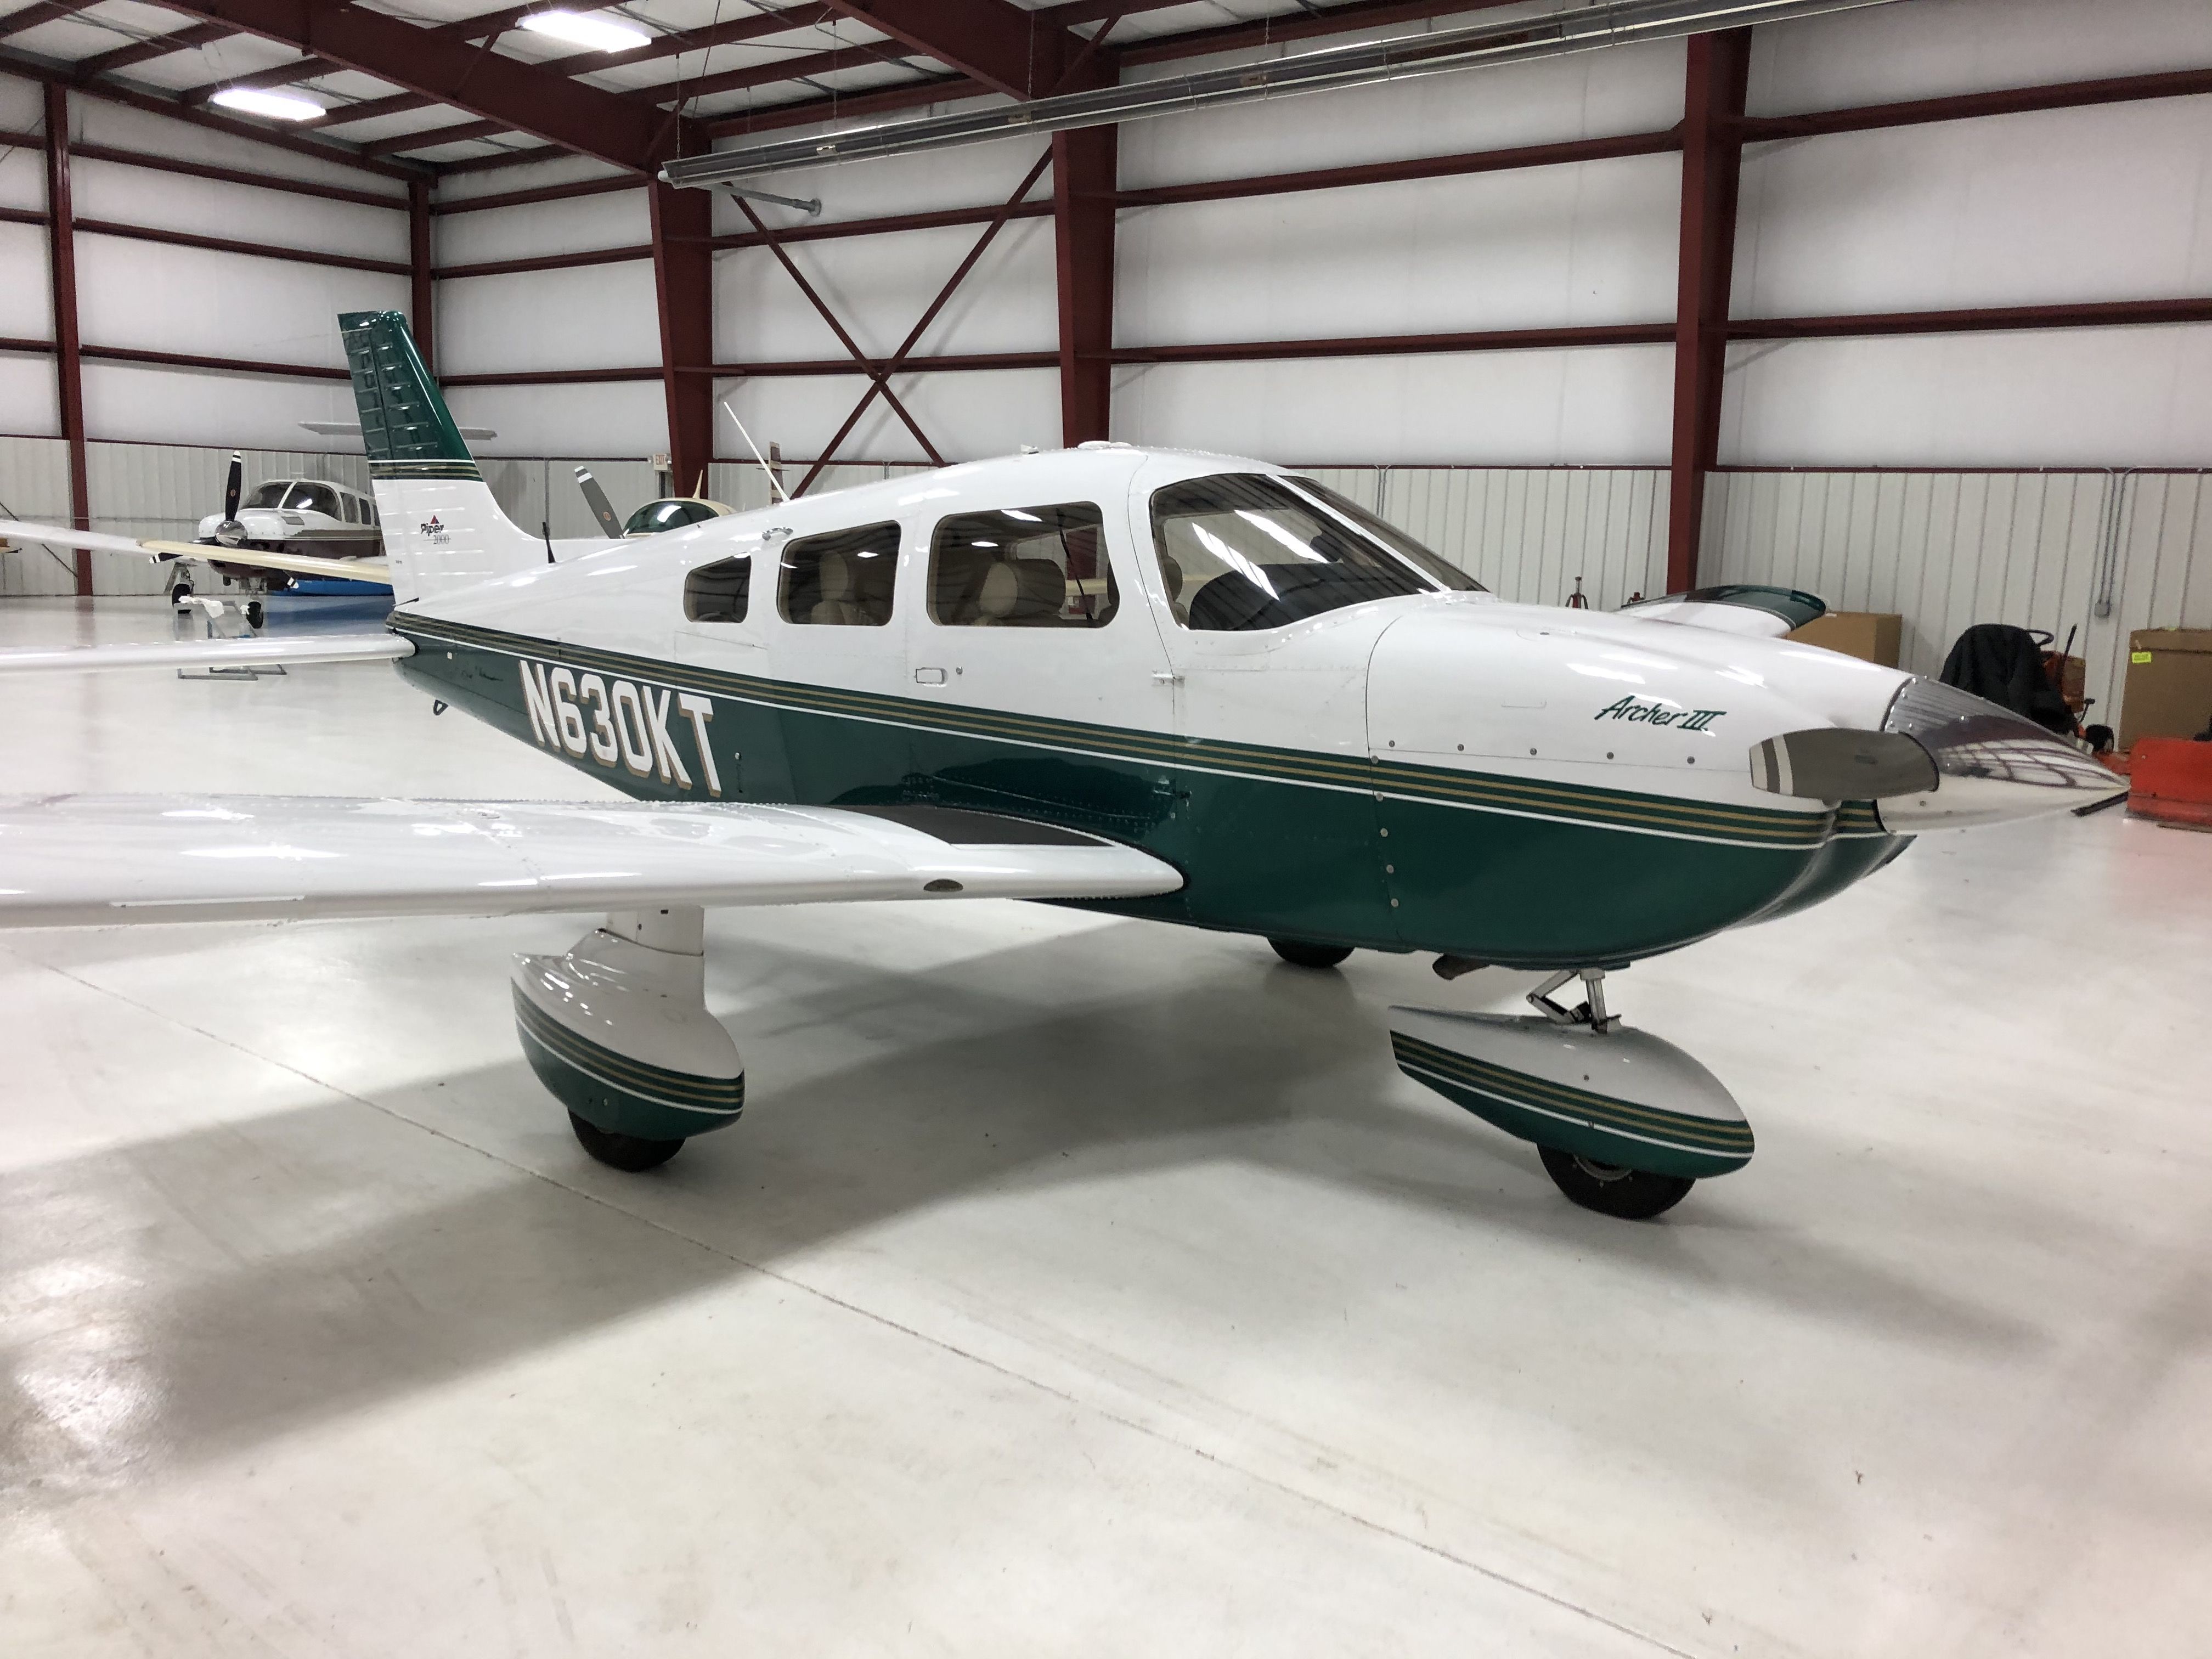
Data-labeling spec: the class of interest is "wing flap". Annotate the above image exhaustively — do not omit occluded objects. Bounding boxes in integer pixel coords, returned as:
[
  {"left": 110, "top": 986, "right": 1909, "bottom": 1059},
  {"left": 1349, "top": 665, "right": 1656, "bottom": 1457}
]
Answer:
[
  {"left": 0, "top": 796, "right": 1183, "bottom": 929},
  {"left": 0, "top": 635, "right": 413, "bottom": 676}
]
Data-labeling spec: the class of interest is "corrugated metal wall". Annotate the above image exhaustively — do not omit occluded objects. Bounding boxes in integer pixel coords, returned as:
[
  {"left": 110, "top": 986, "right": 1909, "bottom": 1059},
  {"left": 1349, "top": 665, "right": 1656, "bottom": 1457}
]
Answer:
[{"left": 1705, "top": 470, "right": 2212, "bottom": 736}]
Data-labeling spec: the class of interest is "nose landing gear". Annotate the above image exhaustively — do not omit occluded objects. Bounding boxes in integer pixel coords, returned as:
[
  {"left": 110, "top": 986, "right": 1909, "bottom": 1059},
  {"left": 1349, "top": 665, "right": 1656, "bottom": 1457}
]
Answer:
[{"left": 1387, "top": 967, "right": 1751, "bottom": 1220}]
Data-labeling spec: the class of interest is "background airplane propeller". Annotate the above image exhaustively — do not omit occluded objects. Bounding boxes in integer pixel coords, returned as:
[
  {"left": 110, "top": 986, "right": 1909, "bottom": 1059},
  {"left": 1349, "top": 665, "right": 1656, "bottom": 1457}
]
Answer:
[
  {"left": 213, "top": 451, "right": 247, "bottom": 547},
  {"left": 574, "top": 467, "right": 624, "bottom": 538}
]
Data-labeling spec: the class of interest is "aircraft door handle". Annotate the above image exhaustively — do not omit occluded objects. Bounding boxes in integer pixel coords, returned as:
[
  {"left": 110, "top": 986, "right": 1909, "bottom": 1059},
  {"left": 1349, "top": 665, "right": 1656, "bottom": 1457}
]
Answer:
[{"left": 1152, "top": 672, "right": 1182, "bottom": 684}]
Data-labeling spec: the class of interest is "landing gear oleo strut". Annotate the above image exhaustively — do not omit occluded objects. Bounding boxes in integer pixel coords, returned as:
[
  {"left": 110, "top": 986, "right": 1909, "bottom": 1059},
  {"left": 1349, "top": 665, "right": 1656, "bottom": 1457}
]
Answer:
[{"left": 1387, "top": 968, "right": 1752, "bottom": 1220}]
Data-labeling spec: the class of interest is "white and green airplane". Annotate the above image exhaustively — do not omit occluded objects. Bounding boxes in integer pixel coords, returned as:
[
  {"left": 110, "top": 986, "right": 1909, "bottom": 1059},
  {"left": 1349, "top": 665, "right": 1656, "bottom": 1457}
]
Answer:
[{"left": 0, "top": 312, "right": 2123, "bottom": 1220}]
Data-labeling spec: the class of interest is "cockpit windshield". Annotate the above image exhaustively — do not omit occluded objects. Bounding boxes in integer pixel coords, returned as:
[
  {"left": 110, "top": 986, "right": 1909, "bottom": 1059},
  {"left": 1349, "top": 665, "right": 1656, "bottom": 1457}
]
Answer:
[
  {"left": 241, "top": 482, "right": 291, "bottom": 510},
  {"left": 1150, "top": 473, "right": 1481, "bottom": 631}
]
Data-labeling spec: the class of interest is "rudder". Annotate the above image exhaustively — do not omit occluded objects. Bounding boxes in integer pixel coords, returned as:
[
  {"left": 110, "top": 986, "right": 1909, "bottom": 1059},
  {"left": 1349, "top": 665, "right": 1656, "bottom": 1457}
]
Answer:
[{"left": 340, "top": 309, "right": 545, "bottom": 606}]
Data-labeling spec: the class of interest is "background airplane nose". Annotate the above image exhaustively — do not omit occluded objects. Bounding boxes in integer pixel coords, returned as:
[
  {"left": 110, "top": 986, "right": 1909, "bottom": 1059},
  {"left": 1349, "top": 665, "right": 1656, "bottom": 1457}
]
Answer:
[{"left": 1874, "top": 678, "right": 2125, "bottom": 831}]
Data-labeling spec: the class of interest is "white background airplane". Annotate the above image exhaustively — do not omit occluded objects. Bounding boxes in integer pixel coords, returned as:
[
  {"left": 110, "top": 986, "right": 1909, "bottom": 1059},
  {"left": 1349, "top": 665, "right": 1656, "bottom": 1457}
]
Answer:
[{"left": 0, "top": 312, "right": 2123, "bottom": 1220}]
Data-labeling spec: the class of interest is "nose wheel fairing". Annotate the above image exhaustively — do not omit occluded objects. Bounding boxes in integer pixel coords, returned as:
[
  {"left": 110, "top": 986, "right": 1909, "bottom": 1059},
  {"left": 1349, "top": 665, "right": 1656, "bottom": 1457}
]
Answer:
[{"left": 1388, "top": 1005, "right": 1753, "bottom": 1182}]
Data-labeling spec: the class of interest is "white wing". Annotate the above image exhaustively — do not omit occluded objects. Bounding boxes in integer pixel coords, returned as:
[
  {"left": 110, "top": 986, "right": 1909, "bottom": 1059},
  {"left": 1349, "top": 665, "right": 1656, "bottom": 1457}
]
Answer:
[
  {"left": 0, "top": 518, "right": 391, "bottom": 585},
  {"left": 0, "top": 635, "right": 413, "bottom": 675},
  {"left": 0, "top": 796, "right": 1183, "bottom": 928}
]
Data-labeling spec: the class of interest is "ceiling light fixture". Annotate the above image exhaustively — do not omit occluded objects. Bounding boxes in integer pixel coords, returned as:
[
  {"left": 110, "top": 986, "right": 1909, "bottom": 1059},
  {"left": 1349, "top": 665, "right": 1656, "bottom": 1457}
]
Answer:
[
  {"left": 210, "top": 87, "right": 326, "bottom": 121},
  {"left": 520, "top": 10, "right": 652, "bottom": 53}
]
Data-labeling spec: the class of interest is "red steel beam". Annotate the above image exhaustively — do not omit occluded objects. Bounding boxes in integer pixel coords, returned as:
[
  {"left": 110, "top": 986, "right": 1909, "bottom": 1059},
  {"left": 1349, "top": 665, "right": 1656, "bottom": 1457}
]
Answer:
[
  {"left": 1109, "top": 324, "right": 1673, "bottom": 362},
  {"left": 1665, "top": 29, "right": 1750, "bottom": 595},
  {"left": 69, "top": 137, "right": 404, "bottom": 207},
  {"left": 71, "top": 215, "right": 411, "bottom": 273},
  {"left": 361, "top": 117, "right": 507, "bottom": 157},
  {"left": 409, "top": 178, "right": 435, "bottom": 370},
  {"left": 700, "top": 75, "right": 973, "bottom": 141},
  {"left": 430, "top": 176, "right": 638, "bottom": 216},
  {"left": 43, "top": 81, "right": 89, "bottom": 594},
  {"left": 1739, "top": 65, "right": 2212, "bottom": 140},
  {"left": 1121, "top": 127, "right": 1683, "bottom": 207},
  {"left": 1, "top": 1, "right": 88, "bottom": 41},
  {"left": 1729, "top": 298, "right": 2212, "bottom": 338},
  {"left": 1054, "top": 121, "right": 1115, "bottom": 442},
  {"left": 649, "top": 179, "right": 715, "bottom": 495},
  {"left": 150, "top": 0, "right": 702, "bottom": 173},
  {"left": 822, "top": 0, "right": 1062, "bottom": 100},
  {"left": 437, "top": 245, "right": 652, "bottom": 280},
  {"left": 72, "top": 21, "right": 232, "bottom": 78},
  {"left": 1121, "top": 0, "right": 1525, "bottom": 67},
  {"left": 80, "top": 343, "right": 350, "bottom": 379}
]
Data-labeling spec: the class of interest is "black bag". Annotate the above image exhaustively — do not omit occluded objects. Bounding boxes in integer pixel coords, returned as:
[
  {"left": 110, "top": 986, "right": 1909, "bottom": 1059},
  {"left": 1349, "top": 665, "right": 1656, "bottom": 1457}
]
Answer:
[{"left": 1939, "top": 624, "right": 2076, "bottom": 736}]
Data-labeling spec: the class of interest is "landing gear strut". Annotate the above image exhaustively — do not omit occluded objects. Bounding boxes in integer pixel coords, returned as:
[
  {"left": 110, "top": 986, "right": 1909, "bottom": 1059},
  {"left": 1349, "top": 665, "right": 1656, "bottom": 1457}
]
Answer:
[{"left": 1386, "top": 966, "right": 1754, "bottom": 1220}]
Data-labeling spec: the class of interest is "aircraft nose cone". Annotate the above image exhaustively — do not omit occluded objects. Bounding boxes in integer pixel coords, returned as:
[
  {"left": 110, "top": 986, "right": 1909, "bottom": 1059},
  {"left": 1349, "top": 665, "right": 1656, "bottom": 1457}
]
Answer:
[{"left": 1876, "top": 678, "right": 2124, "bottom": 831}]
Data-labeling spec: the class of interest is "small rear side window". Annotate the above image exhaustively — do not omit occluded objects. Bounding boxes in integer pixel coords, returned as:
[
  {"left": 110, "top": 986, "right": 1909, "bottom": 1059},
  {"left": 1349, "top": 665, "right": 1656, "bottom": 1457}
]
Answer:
[
  {"left": 685, "top": 556, "right": 751, "bottom": 623},
  {"left": 778, "top": 521, "right": 900, "bottom": 625}
]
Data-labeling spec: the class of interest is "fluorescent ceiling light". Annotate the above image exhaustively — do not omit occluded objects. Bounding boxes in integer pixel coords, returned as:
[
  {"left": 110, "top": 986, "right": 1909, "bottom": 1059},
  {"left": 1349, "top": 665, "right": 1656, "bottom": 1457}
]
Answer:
[
  {"left": 520, "top": 10, "right": 652, "bottom": 52},
  {"left": 210, "top": 87, "right": 326, "bottom": 121}
]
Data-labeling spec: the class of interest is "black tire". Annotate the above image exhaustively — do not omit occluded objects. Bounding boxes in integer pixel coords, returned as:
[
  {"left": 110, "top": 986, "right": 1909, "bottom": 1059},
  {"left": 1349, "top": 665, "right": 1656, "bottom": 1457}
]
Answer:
[
  {"left": 1538, "top": 1144, "right": 1695, "bottom": 1220},
  {"left": 1268, "top": 937, "right": 1353, "bottom": 970},
  {"left": 568, "top": 1111, "right": 684, "bottom": 1172}
]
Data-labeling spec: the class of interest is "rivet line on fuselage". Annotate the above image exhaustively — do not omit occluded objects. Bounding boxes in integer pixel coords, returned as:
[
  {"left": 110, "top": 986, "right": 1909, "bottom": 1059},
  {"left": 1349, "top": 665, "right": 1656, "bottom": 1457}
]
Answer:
[{"left": 396, "top": 616, "right": 1838, "bottom": 851}]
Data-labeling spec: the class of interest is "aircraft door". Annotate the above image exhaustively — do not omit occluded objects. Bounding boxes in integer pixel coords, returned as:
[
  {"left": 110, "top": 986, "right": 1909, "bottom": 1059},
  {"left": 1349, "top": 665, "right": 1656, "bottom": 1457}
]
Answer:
[
  {"left": 671, "top": 535, "right": 788, "bottom": 803},
  {"left": 904, "top": 494, "right": 1179, "bottom": 839}
]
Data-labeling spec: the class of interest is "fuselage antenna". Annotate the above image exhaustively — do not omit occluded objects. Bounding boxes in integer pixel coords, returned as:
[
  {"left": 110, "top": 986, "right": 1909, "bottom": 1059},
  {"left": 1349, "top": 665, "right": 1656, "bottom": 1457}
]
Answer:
[{"left": 719, "top": 397, "right": 790, "bottom": 503}]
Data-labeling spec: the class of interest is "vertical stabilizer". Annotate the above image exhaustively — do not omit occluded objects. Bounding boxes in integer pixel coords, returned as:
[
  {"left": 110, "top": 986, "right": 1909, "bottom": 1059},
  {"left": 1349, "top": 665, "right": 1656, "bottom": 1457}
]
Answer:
[{"left": 340, "top": 310, "right": 544, "bottom": 606}]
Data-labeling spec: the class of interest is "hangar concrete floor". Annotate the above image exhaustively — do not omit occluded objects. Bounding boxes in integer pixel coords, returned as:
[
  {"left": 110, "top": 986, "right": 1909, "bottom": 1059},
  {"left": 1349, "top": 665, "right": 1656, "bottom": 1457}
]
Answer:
[{"left": 2, "top": 597, "right": 2207, "bottom": 1658}]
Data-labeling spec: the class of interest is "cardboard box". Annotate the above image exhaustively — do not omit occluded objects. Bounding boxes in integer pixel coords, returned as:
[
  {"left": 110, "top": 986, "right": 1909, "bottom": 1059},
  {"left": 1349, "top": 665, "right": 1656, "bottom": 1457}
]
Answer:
[
  {"left": 2118, "top": 629, "right": 2212, "bottom": 751},
  {"left": 1785, "top": 611, "right": 1903, "bottom": 667}
]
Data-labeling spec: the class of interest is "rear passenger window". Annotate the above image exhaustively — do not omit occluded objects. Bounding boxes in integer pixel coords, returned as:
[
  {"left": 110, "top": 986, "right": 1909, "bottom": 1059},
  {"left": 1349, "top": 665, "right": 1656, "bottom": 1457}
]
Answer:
[
  {"left": 684, "top": 556, "right": 751, "bottom": 623},
  {"left": 928, "top": 502, "right": 1115, "bottom": 628},
  {"left": 778, "top": 522, "right": 899, "bottom": 626}
]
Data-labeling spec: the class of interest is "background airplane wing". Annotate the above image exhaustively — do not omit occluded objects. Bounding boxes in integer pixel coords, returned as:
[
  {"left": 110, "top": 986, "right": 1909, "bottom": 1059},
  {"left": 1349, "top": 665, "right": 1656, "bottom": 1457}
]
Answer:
[
  {"left": 0, "top": 796, "right": 1184, "bottom": 928},
  {"left": 0, "top": 635, "right": 413, "bottom": 675},
  {"left": 0, "top": 518, "right": 391, "bottom": 584}
]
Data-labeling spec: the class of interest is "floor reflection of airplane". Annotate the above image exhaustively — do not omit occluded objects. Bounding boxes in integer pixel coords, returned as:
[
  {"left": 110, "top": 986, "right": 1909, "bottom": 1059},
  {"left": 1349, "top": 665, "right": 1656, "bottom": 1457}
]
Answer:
[{"left": 0, "top": 311, "right": 2123, "bottom": 1221}]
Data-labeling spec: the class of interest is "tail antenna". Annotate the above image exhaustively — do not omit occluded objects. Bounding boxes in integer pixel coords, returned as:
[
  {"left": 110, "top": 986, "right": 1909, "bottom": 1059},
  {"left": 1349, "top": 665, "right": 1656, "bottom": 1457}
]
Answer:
[{"left": 719, "top": 396, "right": 789, "bottom": 503}]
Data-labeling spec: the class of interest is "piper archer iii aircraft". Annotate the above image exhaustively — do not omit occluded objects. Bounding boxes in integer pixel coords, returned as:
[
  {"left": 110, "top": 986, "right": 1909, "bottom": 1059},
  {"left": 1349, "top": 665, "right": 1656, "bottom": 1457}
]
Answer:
[{"left": 0, "top": 312, "right": 2125, "bottom": 1220}]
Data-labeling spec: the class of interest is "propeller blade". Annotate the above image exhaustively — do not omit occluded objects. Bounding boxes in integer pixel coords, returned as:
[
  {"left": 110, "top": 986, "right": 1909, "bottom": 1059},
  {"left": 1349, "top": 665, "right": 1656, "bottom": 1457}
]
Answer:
[
  {"left": 223, "top": 452, "right": 244, "bottom": 521},
  {"left": 1749, "top": 729, "right": 1939, "bottom": 800},
  {"left": 573, "top": 467, "right": 623, "bottom": 538}
]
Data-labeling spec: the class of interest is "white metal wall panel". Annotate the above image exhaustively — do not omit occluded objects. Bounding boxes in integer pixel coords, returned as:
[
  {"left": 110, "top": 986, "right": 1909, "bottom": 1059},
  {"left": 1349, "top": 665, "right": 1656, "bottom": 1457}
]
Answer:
[
  {"left": 71, "top": 157, "right": 407, "bottom": 265},
  {"left": 713, "top": 221, "right": 1058, "bottom": 363},
  {"left": 1750, "top": 0, "right": 2212, "bottom": 117},
  {"left": 445, "top": 379, "right": 671, "bottom": 460},
  {"left": 67, "top": 92, "right": 408, "bottom": 202},
  {"left": 437, "top": 155, "right": 627, "bottom": 206},
  {"left": 74, "top": 235, "right": 406, "bottom": 368},
  {"left": 435, "top": 261, "right": 663, "bottom": 375},
  {"left": 0, "top": 142, "right": 40, "bottom": 213},
  {"left": 1704, "top": 469, "right": 2212, "bottom": 738},
  {"left": 1118, "top": 152, "right": 1681, "bottom": 347},
  {"left": 80, "top": 362, "right": 366, "bottom": 450},
  {"left": 1114, "top": 347, "right": 1674, "bottom": 466},
  {"left": 1735, "top": 99, "right": 2212, "bottom": 319},
  {"left": 0, "top": 352, "right": 59, "bottom": 438},
  {"left": 0, "top": 221, "right": 52, "bottom": 340},
  {"left": 436, "top": 190, "right": 652, "bottom": 267},
  {"left": 1380, "top": 466, "right": 1669, "bottom": 607},
  {"left": 0, "top": 434, "right": 76, "bottom": 597},
  {"left": 1119, "top": 34, "right": 1685, "bottom": 189},
  {"left": 1718, "top": 326, "right": 2212, "bottom": 469}
]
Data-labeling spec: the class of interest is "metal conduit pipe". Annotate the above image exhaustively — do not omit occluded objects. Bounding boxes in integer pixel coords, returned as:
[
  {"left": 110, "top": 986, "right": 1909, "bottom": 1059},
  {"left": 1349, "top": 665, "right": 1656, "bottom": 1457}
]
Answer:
[{"left": 662, "top": 0, "right": 1912, "bottom": 189}]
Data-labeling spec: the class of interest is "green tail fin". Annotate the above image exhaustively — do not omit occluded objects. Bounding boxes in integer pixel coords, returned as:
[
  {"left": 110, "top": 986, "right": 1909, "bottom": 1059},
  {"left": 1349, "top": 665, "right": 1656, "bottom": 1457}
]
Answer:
[{"left": 338, "top": 310, "right": 480, "bottom": 480}]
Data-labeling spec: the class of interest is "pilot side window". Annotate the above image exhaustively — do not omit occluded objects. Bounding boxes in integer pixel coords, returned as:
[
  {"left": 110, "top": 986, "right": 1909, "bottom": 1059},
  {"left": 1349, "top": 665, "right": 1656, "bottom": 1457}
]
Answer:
[
  {"left": 290, "top": 483, "right": 341, "bottom": 518},
  {"left": 777, "top": 521, "right": 899, "bottom": 626},
  {"left": 928, "top": 502, "right": 1116, "bottom": 628},
  {"left": 684, "top": 556, "right": 751, "bottom": 623},
  {"left": 1151, "top": 473, "right": 1480, "bottom": 632}
]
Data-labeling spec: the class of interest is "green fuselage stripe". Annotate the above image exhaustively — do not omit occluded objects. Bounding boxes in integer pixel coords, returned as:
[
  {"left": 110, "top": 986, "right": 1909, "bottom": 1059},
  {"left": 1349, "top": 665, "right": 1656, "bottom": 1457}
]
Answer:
[{"left": 397, "top": 613, "right": 1828, "bottom": 850}]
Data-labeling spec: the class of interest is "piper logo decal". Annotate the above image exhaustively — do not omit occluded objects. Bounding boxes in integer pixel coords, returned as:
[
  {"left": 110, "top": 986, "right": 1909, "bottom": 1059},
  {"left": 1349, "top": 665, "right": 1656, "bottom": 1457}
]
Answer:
[
  {"left": 419, "top": 514, "right": 450, "bottom": 545},
  {"left": 519, "top": 661, "right": 723, "bottom": 797},
  {"left": 1595, "top": 697, "right": 1725, "bottom": 732}
]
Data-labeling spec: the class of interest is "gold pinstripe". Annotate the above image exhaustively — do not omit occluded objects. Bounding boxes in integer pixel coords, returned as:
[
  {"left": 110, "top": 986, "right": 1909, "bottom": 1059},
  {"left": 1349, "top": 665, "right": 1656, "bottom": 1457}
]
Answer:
[
  {"left": 513, "top": 991, "right": 743, "bottom": 1113},
  {"left": 1392, "top": 1032, "right": 1754, "bottom": 1154},
  {"left": 399, "top": 614, "right": 1833, "bottom": 849}
]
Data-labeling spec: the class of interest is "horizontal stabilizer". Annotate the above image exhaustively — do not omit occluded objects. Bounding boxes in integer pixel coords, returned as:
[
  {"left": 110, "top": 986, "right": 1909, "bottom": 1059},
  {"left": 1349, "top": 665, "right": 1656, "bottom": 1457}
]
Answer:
[
  {"left": 0, "top": 635, "right": 413, "bottom": 676},
  {"left": 0, "top": 796, "right": 1184, "bottom": 929}
]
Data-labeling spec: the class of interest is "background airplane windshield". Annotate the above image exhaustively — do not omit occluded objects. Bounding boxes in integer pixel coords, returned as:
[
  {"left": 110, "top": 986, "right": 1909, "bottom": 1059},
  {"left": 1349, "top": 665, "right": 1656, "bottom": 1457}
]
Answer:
[
  {"left": 241, "top": 482, "right": 291, "bottom": 509},
  {"left": 1151, "top": 473, "right": 1479, "bottom": 631}
]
